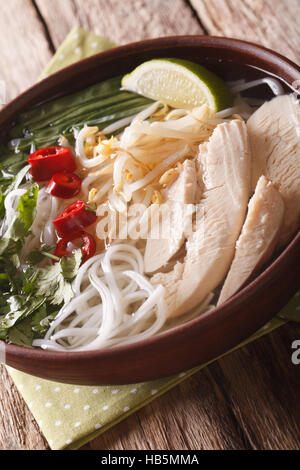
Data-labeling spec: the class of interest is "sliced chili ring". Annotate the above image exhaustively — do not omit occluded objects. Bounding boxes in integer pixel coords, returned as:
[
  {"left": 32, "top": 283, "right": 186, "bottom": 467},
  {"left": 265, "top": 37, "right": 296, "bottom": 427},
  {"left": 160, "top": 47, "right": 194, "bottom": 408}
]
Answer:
[
  {"left": 47, "top": 172, "right": 82, "bottom": 199},
  {"left": 54, "top": 231, "right": 96, "bottom": 264},
  {"left": 53, "top": 200, "right": 97, "bottom": 238},
  {"left": 28, "top": 146, "right": 76, "bottom": 182}
]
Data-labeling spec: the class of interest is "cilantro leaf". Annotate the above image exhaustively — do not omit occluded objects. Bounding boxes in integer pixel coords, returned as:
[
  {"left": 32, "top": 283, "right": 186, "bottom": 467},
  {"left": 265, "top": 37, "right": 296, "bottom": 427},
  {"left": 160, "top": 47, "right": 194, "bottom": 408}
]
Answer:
[
  {"left": 6, "top": 301, "right": 60, "bottom": 347},
  {"left": 0, "top": 295, "right": 45, "bottom": 334},
  {"left": 0, "top": 192, "right": 4, "bottom": 219},
  {"left": 0, "top": 165, "right": 31, "bottom": 222},
  {"left": 17, "top": 183, "right": 39, "bottom": 230},
  {"left": 31, "top": 304, "right": 60, "bottom": 336},
  {"left": 0, "top": 181, "right": 82, "bottom": 342},
  {"left": 7, "top": 218, "right": 29, "bottom": 240},
  {"left": 61, "top": 249, "right": 82, "bottom": 280},
  {"left": 26, "top": 245, "right": 55, "bottom": 266},
  {"left": 22, "top": 268, "right": 40, "bottom": 295},
  {"left": 36, "top": 250, "right": 82, "bottom": 305},
  {"left": 0, "top": 183, "right": 39, "bottom": 256},
  {"left": 36, "top": 262, "right": 67, "bottom": 305},
  {"left": 7, "top": 315, "right": 35, "bottom": 347}
]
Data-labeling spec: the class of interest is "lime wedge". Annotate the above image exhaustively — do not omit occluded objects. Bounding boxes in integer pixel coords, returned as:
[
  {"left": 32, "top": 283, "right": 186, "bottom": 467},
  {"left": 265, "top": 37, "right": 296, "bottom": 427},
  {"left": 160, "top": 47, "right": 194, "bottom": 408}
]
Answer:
[{"left": 122, "top": 58, "right": 232, "bottom": 112}]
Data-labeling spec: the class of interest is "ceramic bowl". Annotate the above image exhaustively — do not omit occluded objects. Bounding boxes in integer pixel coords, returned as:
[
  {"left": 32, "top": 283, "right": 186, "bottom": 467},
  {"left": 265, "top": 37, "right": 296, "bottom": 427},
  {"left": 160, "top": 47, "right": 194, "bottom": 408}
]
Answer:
[{"left": 1, "top": 36, "right": 299, "bottom": 385}]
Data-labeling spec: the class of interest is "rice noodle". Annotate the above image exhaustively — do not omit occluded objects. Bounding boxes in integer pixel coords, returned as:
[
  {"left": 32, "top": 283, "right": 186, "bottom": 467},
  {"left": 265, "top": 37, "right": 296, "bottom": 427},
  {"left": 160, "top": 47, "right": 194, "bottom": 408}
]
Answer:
[
  {"left": 21, "top": 187, "right": 53, "bottom": 256},
  {"left": 42, "top": 195, "right": 60, "bottom": 245},
  {"left": 0, "top": 165, "right": 31, "bottom": 234},
  {"left": 32, "top": 244, "right": 167, "bottom": 351},
  {"left": 3, "top": 189, "right": 27, "bottom": 230},
  {"left": 12, "top": 165, "right": 31, "bottom": 191}
]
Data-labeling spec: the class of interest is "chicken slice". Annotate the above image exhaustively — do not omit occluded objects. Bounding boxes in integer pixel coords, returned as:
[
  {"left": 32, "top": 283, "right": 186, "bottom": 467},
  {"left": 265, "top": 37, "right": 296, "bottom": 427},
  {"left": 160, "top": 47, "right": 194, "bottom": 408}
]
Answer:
[
  {"left": 247, "top": 94, "right": 300, "bottom": 247},
  {"left": 152, "top": 120, "right": 251, "bottom": 318},
  {"left": 144, "top": 159, "right": 199, "bottom": 274},
  {"left": 218, "top": 175, "right": 284, "bottom": 305}
]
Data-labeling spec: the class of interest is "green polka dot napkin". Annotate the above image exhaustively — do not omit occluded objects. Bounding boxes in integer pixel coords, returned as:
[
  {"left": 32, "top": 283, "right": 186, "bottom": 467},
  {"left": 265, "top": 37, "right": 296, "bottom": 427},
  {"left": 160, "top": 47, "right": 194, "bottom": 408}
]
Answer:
[
  {"left": 6, "top": 27, "right": 300, "bottom": 450},
  {"left": 40, "top": 27, "right": 116, "bottom": 79}
]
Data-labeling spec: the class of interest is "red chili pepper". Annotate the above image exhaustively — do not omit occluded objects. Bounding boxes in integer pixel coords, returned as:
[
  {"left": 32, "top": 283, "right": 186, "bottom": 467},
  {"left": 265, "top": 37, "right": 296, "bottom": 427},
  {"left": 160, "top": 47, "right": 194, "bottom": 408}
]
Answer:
[
  {"left": 54, "top": 231, "right": 96, "bottom": 264},
  {"left": 53, "top": 200, "right": 97, "bottom": 238},
  {"left": 28, "top": 146, "right": 76, "bottom": 182},
  {"left": 46, "top": 172, "right": 82, "bottom": 199}
]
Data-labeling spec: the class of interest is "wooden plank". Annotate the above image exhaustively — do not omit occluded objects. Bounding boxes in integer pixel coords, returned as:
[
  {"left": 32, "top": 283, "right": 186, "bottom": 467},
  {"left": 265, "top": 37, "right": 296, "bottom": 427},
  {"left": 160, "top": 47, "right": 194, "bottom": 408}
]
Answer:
[
  {"left": 1, "top": 325, "right": 299, "bottom": 450},
  {"left": 190, "top": 0, "right": 300, "bottom": 64},
  {"left": 83, "top": 369, "right": 249, "bottom": 450},
  {"left": 0, "top": 366, "right": 49, "bottom": 450},
  {"left": 0, "top": 0, "right": 51, "bottom": 446},
  {"left": 0, "top": 1, "right": 200, "bottom": 447},
  {"left": 0, "top": 0, "right": 52, "bottom": 449},
  {"left": 187, "top": 0, "right": 300, "bottom": 450},
  {"left": 209, "top": 323, "right": 300, "bottom": 450},
  {"left": 82, "top": 324, "right": 300, "bottom": 450},
  {"left": 0, "top": 0, "right": 53, "bottom": 102},
  {"left": 0, "top": 361, "right": 248, "bottom": 450},
  {"left": 34, "top": 0, "right": 204, "bottom": 49}
]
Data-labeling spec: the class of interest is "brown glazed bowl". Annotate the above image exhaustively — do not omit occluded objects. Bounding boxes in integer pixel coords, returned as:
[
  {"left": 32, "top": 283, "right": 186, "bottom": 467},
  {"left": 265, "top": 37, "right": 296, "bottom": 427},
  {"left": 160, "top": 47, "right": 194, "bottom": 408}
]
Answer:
[{"left": 1, "top": 36, "right": 300, "bottom": 385}]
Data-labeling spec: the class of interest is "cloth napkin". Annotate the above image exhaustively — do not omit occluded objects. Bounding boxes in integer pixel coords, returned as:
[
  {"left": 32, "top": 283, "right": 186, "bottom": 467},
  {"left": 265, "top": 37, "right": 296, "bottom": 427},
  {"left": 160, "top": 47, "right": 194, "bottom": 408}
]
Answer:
[{"left": 5, "top": 27, "right": 300, "bottom": 450}]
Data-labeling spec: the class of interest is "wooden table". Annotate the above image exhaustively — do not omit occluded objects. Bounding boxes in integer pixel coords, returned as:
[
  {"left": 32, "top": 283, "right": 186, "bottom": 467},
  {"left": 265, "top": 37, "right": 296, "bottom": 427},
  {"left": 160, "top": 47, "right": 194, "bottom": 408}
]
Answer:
[{"left": 0, "top": 0, "right": 300, "bottom": 450}]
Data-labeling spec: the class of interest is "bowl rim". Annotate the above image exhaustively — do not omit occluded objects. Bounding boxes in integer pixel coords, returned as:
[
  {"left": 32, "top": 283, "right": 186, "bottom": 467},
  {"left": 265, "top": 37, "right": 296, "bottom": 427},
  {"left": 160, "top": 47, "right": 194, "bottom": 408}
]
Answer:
[
  {"left": 2, "top": 35, "right": 300, "bottom": 367},
  {"left": 5, "top": 229, "right": 300, "bottom": 363}
]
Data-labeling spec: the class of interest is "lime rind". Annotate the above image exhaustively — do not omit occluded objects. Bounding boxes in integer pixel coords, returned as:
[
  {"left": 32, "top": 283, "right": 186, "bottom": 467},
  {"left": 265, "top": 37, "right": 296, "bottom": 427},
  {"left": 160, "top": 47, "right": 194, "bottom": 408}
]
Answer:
[{"left": 122, "top": 58, "right": 232, "bottom": 112}]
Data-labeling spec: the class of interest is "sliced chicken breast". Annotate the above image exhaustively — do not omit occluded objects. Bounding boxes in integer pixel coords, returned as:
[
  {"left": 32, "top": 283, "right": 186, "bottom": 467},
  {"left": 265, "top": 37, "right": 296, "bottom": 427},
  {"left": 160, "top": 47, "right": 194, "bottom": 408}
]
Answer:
[
  {"left": 152, "top": 120, "right": 251, "bottom": 318},
  {"left": 218, "top": 175, "right": 284, "bottom": 305},
  {"left": 144, "top": 159, "right": 199, "bottom": 273},
  {"left": 247, "top": 94, "right": 300, "bottom": 247}
]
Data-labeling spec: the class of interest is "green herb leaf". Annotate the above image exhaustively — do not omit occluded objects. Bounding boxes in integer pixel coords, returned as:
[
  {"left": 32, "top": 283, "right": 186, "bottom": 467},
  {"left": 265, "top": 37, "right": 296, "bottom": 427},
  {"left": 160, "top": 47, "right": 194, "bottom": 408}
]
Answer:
[
  {"left": 22, "top": 268, "right": 40, "bottom": 295},
  {"left": 61, "top": 249, "right": 82, "bottom": 281},
  {"left": 0, "top": 183, "right": 39, "bottom": 256},
  {"left": 0, "top": 295, "right": 45, "bottom": 332},
  {"left": 31, "top": 304, "right": 59, "bottom": 336},
  {"left": 17, "top": 182, "right": 39, "bottom": 230},
  {"left": 27, "top": 245, "right": 55, "bottom": 266},
  {"left": 7, "top": 315, "right": 35, "bottom": 347},
  {"left": 0, "top": 232, "right": 23, "bottom": 257},
  {"left": 0, "top": 146, "right": 27, "bottom": 175},
  {"left": 6, "top": 301, "right": 60, "bottom": 347},
  {"left": 0, "top": 191, "right": 5, "bottom": 219},
  {"left": 36, "top": 250, "right": 82, "bottom": 305},
  {"left": 36, "top": 262, "right": 65, "bottom": 305}
]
